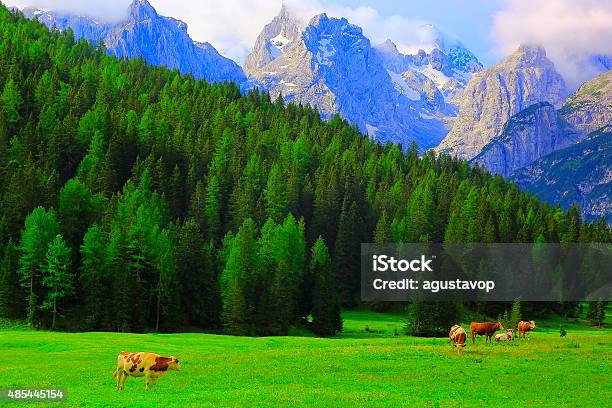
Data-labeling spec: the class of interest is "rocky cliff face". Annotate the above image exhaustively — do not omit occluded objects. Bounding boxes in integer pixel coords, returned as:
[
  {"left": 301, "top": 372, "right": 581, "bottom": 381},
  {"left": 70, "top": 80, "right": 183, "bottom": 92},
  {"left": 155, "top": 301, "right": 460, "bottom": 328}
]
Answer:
[
  {"left": 471, "top": 102, "right": 579, "bottom": 177},
  {"left": 471, "top": 70, "right": 611, "bottom": 177},
  {"left": 373, "top": 32, "right": 482, "bottom": 104},
  {"left": 243, "top": 4, "right": 303, "bottom": 76},
  {"left": 23, "top": 0, "right": 246, "bottom": 85},
  {"left": 245, "top": 11, "right": 447, "bottom": 149},
  {"left": 557, "top": 70, "right": 612, "bottom": 134},
  {"left": 512, "top": 127, "right": 611, "bottom": 222},
  {"left": 435, "top": 45, "right": 568, "bottom": 160}
]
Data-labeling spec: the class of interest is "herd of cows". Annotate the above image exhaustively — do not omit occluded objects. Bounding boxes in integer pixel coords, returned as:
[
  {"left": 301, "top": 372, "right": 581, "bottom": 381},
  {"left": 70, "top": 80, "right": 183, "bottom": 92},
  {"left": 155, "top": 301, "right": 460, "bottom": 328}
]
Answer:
[
  {"left": 449, "top": 320, "right": 536, "bottom": 352},
  {"left": 113, "top": 320, "right": 537, "bottom": 391}
]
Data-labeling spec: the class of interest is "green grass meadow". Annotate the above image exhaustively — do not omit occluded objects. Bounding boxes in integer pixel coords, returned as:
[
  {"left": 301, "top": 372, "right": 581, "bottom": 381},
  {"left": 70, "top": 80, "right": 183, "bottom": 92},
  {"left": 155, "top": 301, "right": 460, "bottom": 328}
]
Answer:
[{"left": 0, "top": 311, "right": 610, "bottom": 407}]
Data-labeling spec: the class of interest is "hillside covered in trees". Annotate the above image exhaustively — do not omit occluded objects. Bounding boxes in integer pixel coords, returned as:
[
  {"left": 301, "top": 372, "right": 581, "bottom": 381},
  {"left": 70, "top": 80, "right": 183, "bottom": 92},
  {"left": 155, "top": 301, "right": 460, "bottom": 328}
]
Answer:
[{"left": 0, "top": 6, "right": 609, "bottom": 336}]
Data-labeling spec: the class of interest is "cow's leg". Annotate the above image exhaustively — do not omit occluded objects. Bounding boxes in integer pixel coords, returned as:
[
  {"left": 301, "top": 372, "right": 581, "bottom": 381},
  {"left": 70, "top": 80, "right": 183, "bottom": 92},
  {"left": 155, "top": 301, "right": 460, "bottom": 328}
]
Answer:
[
  {"left": 115, "top": 369, "right": 121, "bottom": 390},
  {"left": 145, "top": 372, "right": 151, "bottom": 391},
  {"left": 152, "top": 375, "right": 157, "bottom": 391},
  {"left": 121, "top": 371, "right": 128, "bottom": 390}
]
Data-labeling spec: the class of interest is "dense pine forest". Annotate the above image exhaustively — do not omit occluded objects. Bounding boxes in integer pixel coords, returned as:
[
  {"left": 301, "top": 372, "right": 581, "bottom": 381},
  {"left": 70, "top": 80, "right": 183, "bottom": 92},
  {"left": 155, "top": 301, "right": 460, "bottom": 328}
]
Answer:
[{"left": 0, "top": 6, "right": 609, "bottom": 336}]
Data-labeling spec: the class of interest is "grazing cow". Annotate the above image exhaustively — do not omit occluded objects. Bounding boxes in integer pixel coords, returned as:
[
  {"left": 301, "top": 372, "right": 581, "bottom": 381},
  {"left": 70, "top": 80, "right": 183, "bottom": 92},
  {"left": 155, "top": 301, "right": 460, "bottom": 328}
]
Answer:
[
  {"left": 494, "top": 328, "right": 514, "bottom": 342},
  {"left": 517, "top": 321, "right": 536, "bottom": 339},
  {"left": 470, "top": 322, "right": 504, "bottom": 343},
  {"left": 449, "top": 324, "right": 467, "bottom": 352},
  {"left": 114, "top": 351, "right": 180, "bottom": 391}
]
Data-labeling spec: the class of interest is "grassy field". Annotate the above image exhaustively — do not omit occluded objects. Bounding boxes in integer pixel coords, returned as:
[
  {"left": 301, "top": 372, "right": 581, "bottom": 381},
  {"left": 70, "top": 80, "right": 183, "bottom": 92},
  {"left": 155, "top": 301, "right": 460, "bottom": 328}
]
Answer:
[{"left": 0, "top": 311, "right": 610, "bottom": 407}]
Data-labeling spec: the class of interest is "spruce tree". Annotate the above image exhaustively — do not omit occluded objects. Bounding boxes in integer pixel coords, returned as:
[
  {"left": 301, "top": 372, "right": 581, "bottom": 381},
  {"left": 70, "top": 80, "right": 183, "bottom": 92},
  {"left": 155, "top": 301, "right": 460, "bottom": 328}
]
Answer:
[
  {"left": 18, "top": 207, "right": 60, "bottom": 326},
  {"left": 264, "top": 163, "right": 288, "bottom": 224},
  {"left": 80, "top": 225, "right": 108, "bottom": 328},
  {"left": 310, "top": 236, "right": 342, "bottom": 336},
  {"left": 41, "top": 234, "right": 73, "bottom": 329},
  {"left": 0, "top": 78, "right": 22, "bottom": 130},
  {"left": 204, "top": 175, "right": 221, "bottom": 240},
  {"left": 406, "top": 302, "right": 459, "bottom": 337},
  {"left": 510, "top": 298, "right": 522, "bottom": 328}
]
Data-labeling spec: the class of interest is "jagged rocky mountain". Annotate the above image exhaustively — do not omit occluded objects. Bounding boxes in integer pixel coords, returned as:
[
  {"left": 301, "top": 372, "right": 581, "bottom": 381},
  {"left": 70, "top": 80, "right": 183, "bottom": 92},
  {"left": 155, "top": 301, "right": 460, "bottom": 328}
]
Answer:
[
  {"left": 435, "top": 45, "right": 568, "bottom": 160},
  {"left": 242, "top": 8, "right": 482, "bottom": 149},
  {"left": 471, "top": 102, "right": 578, "bottom": 177},
  {"left": 472, "top": 70, "right": 612, "bottom": 177},
  {"left": 243, "top": 4, "right": 304, "bottom": 76},
  {"left": 512, "top": 127, "right": 611, "bottom": 222},
  {"left": 22, "top": 0, "right": 246, "bottom": 85},
  {"left": 373, "top": 25, "right": 482, "bottom": 104},
  {"left": 557, "top": 70, "right": 612, "bottom": 135}
]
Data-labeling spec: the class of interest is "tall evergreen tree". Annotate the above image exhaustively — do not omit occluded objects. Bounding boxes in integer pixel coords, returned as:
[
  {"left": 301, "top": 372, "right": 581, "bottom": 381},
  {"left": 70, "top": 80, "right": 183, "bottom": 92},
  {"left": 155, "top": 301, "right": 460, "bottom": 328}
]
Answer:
[
  {"left": 80, "top": 225, "right": 108, "bottom": 329},
  {"left": 41, "top": 234, "right": 73, "bottom": 329},
  {"left": 310, "top": 236, "right": 342, "bottom": 336},
  {"left": 18, "top": 207, "right": 60, "bottom": 325}
]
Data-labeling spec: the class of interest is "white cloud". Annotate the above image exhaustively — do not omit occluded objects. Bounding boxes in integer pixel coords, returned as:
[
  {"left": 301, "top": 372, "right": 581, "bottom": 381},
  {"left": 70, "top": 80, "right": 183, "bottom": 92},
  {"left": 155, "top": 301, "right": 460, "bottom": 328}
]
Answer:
[
  {"left": 491, "top": 0, "right": 612, "bottom": 88},
  {"left": 7, "top": 0, "right": 132, "bottom": 22}
]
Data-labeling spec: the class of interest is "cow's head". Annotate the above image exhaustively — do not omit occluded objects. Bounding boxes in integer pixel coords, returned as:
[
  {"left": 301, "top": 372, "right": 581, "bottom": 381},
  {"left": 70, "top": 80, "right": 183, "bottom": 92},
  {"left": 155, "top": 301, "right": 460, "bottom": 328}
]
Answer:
[
  {"left": 529, "top": 321, "right": 536, "bottom": 329},
  {"left": 496, "top": 322, "right": 504, "bottom": 330},
  {"left": 168, "top": 357, "right": 181, "bottom": 371},
  {"left": 506, "top": 328, "right": 514, "bottom": 333}
]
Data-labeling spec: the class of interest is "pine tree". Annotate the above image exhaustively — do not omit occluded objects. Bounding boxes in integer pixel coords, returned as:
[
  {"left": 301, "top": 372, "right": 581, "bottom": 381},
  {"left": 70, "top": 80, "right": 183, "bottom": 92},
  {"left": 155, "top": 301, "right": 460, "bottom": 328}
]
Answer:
[
  {"left": 153, "top": 228, "right": 177, "bottom": 332},
  {"left": 374, "top": 211, "right": 392, "bottom": 244},
  {"left": 587, "top": 299, "right": 605, "bottom": 327},
  {"left": 0, "top": 78, "right": 22, "bottom": 129},
  {"left": 204, "top": 175, "right": 221, "bottom": 240},
  {"left": 18, "top": 207, "right": 60, "bottom": 326},
  {"left": 266, "top": 215, "right": 306, "bottom": 335},
  {"left": 59, "top": 178, "right": 101, "bottom": 249},
  {"left": 333, "top": 200, "right": 362, "bottom": 306},
  {"left": 41, "top": 234, "right": 73, "bottom": 329},
  {"left": 264, "top": 163, "right": 288, "bottom": 224},
  {"left": 176, "top": 219, "right": 220, "bottom": 328},
  {"left": 310, "top": 236, "right": 342, "bottom": 336},
  {"left": 406, "top": 302, "right": 459, "bottom": 337},
  {"left": 0, "top": 240, "right": 23, "bottom": 317},
  {"left": 80, "top": 225, "right": 107, "bottom": 328},
  {"left": 220, "top": 219, "right": 259, "bottom": 335},
  {"left": 510, "top": 298, "right": 522, "bottom": 328}
]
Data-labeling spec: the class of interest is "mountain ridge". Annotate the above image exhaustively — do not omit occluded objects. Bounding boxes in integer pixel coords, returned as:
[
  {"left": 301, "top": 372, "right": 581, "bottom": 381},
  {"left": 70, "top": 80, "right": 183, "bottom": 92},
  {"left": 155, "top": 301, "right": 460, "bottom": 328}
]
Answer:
[
  {"left": 435, "top": 45, "right": 568, "bottom": 160},
  {"left": 22, "top": 0, "right": 246, "bottom": 85}
]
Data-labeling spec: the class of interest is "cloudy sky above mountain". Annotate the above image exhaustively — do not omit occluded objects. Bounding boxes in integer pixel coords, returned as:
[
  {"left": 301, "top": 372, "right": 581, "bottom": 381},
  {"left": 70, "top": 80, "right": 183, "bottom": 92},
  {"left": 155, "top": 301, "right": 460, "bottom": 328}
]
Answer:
[
  {"left": 7, "top": 0, "right": 612, "bottom": 87},
  {"left": 492, "top": 0, "right": 612, "bottom": 88}
]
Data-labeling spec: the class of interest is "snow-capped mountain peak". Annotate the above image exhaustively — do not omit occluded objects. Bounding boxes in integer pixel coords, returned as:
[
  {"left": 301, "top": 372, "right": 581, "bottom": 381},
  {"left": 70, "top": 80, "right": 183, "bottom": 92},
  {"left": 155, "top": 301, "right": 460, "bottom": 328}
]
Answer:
[
  {"left": 243, "top": 4, "right": 304, "bottom": 75},
  {"left": 245, "top": 11, "right": 448, "bottom": 149}
]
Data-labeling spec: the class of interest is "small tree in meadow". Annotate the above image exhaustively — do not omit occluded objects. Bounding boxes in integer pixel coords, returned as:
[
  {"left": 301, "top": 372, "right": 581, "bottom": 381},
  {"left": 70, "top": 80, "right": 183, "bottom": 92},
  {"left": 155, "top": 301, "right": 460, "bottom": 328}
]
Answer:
[
  {"left": 510, "top": 298, "right": 522, "bottom": 327},
  {"left": 587, "top": 300, "right": 605, "bottom": 327}
]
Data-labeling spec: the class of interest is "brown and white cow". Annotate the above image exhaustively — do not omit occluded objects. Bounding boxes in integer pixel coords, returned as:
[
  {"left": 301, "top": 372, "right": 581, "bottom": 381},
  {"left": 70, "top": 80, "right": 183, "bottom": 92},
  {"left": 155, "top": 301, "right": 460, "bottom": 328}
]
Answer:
[
  {"left": 449, "top": 324, "right": 467, "bottom": 352},
  {"left": 114, "top": 351, "right": 180, "bottom": 391},
  {"left": 470, "top": 322, "right": 504, "bottom": 343},
  {"left": 517, "top": 321, "right": 536, "bottom": 339},
  {"left": 494, "top": 328, "right": 514, "bottom": 342}
]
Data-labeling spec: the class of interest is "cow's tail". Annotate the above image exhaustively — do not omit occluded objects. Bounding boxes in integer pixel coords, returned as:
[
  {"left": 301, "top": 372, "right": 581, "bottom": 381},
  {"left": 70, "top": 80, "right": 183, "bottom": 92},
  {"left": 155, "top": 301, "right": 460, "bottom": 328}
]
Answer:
[{"left": 113, "top": 367, "right": 119, "bottom": 379}]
